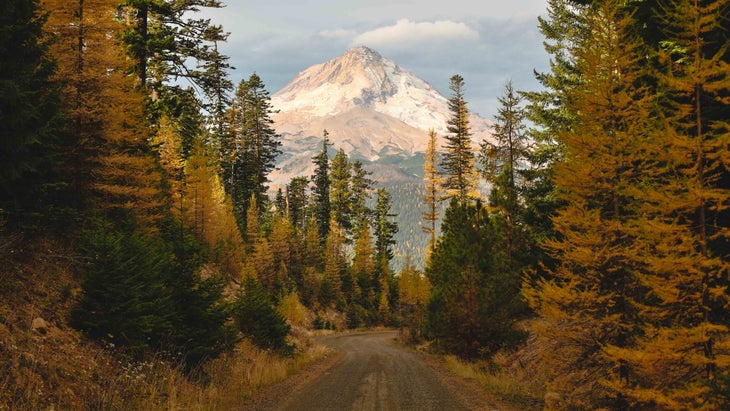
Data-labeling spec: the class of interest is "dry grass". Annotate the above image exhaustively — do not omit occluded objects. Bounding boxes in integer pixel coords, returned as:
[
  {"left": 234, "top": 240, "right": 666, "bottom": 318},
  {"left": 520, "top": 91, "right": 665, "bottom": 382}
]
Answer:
[
  {"left": 111, "top": 332, "right": 330, "bottom": 411},
  {"left": 442, "top": 352, "right": 546, "bottom": 408},
  {"left": 0, "top": 234, "right": 331, "bottom": 410}
]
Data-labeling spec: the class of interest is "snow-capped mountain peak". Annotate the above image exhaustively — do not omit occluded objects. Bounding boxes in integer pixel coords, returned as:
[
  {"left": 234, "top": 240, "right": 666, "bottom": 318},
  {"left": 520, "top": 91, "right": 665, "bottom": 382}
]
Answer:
[{"left": 269, "top": 46, "right": 491, "bottom": 188}]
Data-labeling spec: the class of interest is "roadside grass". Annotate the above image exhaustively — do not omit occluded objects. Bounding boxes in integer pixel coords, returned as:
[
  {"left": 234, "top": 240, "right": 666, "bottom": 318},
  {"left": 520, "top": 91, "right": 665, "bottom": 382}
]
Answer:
[
  {"left": 0, "top": 235, "right": 331, "bottom": 410},
  {"left": 443, "top": 354, "right": 545, "bottom": 409},
  {"left": 121, "top": 331, "right": 331, "bottom": 410}
]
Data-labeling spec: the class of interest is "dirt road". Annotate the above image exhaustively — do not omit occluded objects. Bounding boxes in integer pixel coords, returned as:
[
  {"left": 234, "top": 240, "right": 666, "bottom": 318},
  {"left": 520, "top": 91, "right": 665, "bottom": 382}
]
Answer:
[{"left": 246, "top": 330, "right": 499, "bottom": 411}]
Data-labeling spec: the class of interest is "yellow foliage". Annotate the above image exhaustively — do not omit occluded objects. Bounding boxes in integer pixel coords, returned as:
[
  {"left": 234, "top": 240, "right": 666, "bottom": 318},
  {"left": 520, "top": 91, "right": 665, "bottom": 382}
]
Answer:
[{"left": 278, "top": 292, "right": 307, "bottom": 326}]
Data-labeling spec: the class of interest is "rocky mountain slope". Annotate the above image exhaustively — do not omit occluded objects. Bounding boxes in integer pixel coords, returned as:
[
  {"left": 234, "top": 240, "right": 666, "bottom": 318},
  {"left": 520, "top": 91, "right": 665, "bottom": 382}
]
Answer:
[
  {"left": 270, "top": 46, "right": 492, "bottom": 266},
  {"left": 270, "top": 46, "right": 491, "bottom": 187}
]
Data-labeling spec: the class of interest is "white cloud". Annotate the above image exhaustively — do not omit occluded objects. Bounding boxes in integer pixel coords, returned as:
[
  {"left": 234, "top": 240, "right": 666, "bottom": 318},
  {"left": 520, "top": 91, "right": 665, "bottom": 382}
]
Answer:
[{"left": 350, "top": 19, "right": 479, "bottom": 49}]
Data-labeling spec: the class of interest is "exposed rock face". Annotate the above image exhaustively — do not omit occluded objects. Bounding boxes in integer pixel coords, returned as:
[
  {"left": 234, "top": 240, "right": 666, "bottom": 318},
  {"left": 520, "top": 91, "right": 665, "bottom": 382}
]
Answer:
[{"left": 270, "top": 46, "right": 491, "bottom": 189}]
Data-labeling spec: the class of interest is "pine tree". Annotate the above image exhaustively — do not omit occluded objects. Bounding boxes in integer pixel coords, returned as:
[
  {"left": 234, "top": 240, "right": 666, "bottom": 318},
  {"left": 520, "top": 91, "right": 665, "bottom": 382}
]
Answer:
[
  {"left": 601, "top": 0, "right": 730, "bottom": 407},
  {"left": 440, "top": 75, "right": 479, "bottom": 203},
  {"left": 286, "top": 176, "right": 309, "bottom": 232},
  {"left": 427, "top": 200, "right": 523, "bottom": 358},
  {"left": 522, "top": 1, "right": 658, "bottom": 407},
  {"left": 70, "top": 223, "right": 175, "bottom": 356},
  {"left": 1, "top": 0, "right": 62, "bottom": 219},
  {"left": 352, "top": 219, "right": 376, "bottom": 311},
  {"left": 118, "top": 0, "right": 226, "bottom": 98},
  {"left": 321, "top": 221, "right": 346, "bottom": 307},
  {"left": 223, "top": 73, "right": 282, "bottom": 223},
  {"left": 480, "top": 81, "right": 531, "bottom": 272},
  {"left": 374, "top": 188, "right": 398, "bottom": 267},
  {"left": 311, "top": 131, "right": 332, "bottom": 242},
  {"left": 350, "top": 160, "right": 374, "bottom": 238},
  {"left": 422, "top": 129, "right": 443, "bottom": 258},
  {"left": 233, "top": 277, "right": 292, "bottom": 354},
  {"left": 329, "top": 149, "right": 353, "bottom": 238}
]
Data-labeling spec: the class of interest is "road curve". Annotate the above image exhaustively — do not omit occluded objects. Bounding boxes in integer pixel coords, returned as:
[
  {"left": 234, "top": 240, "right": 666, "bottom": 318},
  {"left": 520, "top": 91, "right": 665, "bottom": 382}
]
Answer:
[{"left": 248, "top": 330, "right": 497, "bottom": 411}]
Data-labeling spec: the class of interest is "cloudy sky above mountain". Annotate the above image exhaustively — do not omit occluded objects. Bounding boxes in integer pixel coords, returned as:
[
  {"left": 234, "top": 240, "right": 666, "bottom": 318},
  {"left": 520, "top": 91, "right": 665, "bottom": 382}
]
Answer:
[{"left": 197, "top": 0, "right": 550, "bottom": 117}]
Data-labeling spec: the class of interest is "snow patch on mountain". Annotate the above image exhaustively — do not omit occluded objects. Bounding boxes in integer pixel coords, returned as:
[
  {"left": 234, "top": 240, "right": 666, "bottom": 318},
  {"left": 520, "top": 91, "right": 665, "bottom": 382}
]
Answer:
[{"left": 269, "top": 46, "right": 492, "bottom": 189}]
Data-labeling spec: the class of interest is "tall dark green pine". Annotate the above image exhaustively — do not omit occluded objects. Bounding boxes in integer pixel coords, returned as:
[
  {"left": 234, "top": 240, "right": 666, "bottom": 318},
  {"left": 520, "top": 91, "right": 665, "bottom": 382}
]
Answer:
[
  {"left": 426, "top": 200, "right": 526, "bottom": 358},
  {"left": 311, "top": 130, "right": 331, "bottom": 242},
  {"left": 329, "top": 149, "right": 353, "bottom": 239},
  {"left": 0, "top": 0, "right": 62, "bottom": 220},
  {"left": 520, "top": 0, "right": 585, "bottom": 271},
  {"left": 119, "top": 0, "right": 226, "bottom": 95},
  {"left": 286, "top": 176, "right": 309, "bottom": 232},
  {"left": 70, "top": 224, "right": 175, "bottom": 356},
  {"left": 440, "top": 74, "right": 478, "bottom": 203},
  {"left": 480, "top": 81, "right": 531, "bottom": 272},
  {"left": 374, "top": 188, "right": 398, "bottom": 271},
  {"left": 222, "top": 73, "right": 282, "bottom": 225},
  {"left": 350, "top": 160, "right": 374, "bottom": 238}
]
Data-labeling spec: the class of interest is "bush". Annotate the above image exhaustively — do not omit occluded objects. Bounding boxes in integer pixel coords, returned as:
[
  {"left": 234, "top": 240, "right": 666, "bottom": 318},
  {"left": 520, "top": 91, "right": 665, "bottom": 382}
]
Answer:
[
  {"left": 233, "top": 277, "right": 293, "bottom": 355},
  {"left": 70, "top": 223, "right": 175, "bottom": 356}
]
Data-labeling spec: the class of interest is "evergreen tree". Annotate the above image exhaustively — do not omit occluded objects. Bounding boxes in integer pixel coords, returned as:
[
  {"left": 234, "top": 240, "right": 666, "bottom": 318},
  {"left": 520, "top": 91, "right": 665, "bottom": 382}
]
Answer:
[
  {"left": 118, "top": 0, "right": 227, "bottom": 98},
  {"left": 440, "top": 75, "right": 479, "bottom": 203},
  {"left": 350, "top": 160, "right": 374, "bottom": 237},
  {"left": 374, "top": 188, "right": 398, "bottom": 270},
  {"left": 160, "top": 218, "right": 237, "bottom": 369},
  {"left": 223, "top": 73, "right": 282, "bottom": 223},
  {"left": 286, "top": 176, "right": 309, "bottom": 232},
  {"left": 233, "top": 277, "right": 293, "bottom": 354},
  {"left": 311, "top": 131, "right": 332, "bottom": 242},
  {"left": 1, "top": 0, "right": 62, "bottom": 220},
  {"left": 422, "top": 129, "right": 443, "bottom": 258},
  {"left": 321, "top": 220, "right": 346, "bottom": 307},
  {"left": 522, "top": 1, "right": 657, "bottom": 407},
  {"left": 329, "top": 149, "right": 353, "bottom": 238},
  {"left": 480, "top": 81, "right": 531, "bottom": 272},
  {"left": 427, "top": 200, "right": 525, "bottom": 358},
  {"left": 71, "top": 223, "right": 175, "bottom": 355}
]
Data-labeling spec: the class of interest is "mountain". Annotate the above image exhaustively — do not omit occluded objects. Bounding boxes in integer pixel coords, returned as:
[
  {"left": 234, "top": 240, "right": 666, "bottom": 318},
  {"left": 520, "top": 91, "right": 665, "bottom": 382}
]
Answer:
[
  {"left": 270, "top": 46, "right": 492, "bottom": 267},
  {"left": 270, "top": 46, "right": 491, "bottom": 188}
]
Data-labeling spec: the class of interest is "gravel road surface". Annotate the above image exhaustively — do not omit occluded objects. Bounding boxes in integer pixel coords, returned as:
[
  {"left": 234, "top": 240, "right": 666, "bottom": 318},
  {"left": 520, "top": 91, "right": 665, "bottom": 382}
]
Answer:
[{"left": 245, "top": 330, "right": 499, "bottom": 411}]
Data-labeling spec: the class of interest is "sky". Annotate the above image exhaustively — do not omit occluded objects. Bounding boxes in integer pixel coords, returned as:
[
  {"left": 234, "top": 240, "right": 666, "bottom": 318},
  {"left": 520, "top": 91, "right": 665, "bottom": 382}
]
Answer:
[{"left": 197, "top": 0, "right": 550, "bottom": 118}]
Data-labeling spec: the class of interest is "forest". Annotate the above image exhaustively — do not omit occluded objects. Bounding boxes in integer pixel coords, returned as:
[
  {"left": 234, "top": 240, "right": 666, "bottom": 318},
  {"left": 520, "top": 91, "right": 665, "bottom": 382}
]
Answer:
[{"left": 1, "top": 0, "right": 729, "bottom": 409}]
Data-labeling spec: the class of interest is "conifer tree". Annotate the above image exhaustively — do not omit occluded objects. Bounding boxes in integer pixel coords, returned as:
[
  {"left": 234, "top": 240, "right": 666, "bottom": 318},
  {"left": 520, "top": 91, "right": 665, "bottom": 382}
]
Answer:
[
  {"left": 522, "top": 1, "right": 658, "bottom": 407},
  {"left": 601, "top": 0, "right": 730, "bottom": 407},
  {"left": 321, "top": 221, "right": 346, "bottom": 307},
  {"left": 223, "top": 73, "right": 282, "bottom": 222},
  {"left": 374, "top": 188, "right": 398, "bottom": 270},
  {"left": 118, "top": 0, "right": 227, "bottom": 97},
  {"left": 398, "top": 260, "right": 431, "bottom": 341},
  {"left": 427, "top": 200, "right": 523, "bottom": 358},
  {"left": 329, "top": 149, "right": 353, "bottom": 238},
  {"left": 233, "top": 277, "right": 292, "bottom": 354},
  {"left": 480, "top": 81, "right": 531, "bottom": 271},
  {"left": 440, "top": 75, "right": 479, "bottom": 203},
  {"left": 1, "top": 0, "right": 62, "bottom": 219},
  {"left": 422, "top": 129, "right": 443, "bottom": 258},
  {"left": 184, "top": 141, "right": 245, "bottom": 278},
  {"left": 352, "top": 219, "right": 376, "bottom": 310},
  {"left": 350, "top": 160, "right": 374, "bottom": 237},
  {"left": 286, "top": 176, "right": 309, "bottom": 232},
  {"left": 311, "top": 131, "right": 332, "bottom": 241}
]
